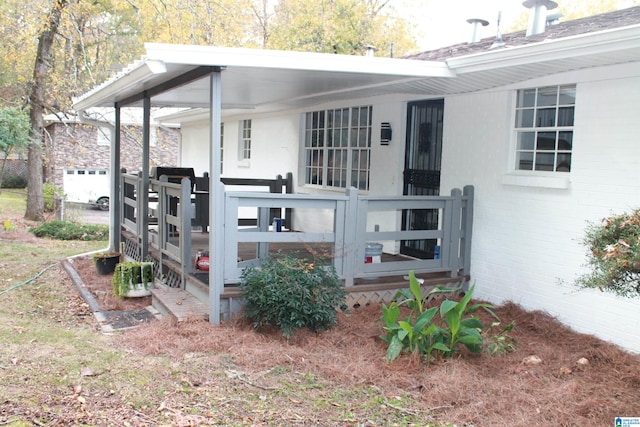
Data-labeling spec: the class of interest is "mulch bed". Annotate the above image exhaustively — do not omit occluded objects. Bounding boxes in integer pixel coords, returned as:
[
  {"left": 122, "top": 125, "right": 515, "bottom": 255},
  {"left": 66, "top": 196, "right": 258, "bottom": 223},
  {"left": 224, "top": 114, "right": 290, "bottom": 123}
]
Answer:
[
  {"left": 63, "top": 252, "right": 640, "bottom": 426},
  {"left": 64, "top": 255, "right": 151, "bottom": 312},
  {"left": 118, "top": 297, "right": 640, "bottom": 426}
]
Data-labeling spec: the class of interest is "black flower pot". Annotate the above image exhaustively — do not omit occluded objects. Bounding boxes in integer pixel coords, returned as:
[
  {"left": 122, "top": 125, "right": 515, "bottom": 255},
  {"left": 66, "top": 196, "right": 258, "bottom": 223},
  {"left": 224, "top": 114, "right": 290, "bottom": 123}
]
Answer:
[{"left": 94, "top": 253, "right": 120, "bottom": 275}]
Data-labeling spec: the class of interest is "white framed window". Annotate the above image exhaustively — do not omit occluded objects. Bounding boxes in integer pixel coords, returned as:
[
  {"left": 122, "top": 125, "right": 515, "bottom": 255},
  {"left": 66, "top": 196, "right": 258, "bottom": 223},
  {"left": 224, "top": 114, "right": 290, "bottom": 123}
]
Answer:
[
  {"left": 239, "top": 119, "right": 251, "bottom": 161},
  {"left": 303, "top": 105, "right": 372, "bottom": 190},
  {"left": 514, "top": 85, "right": 575, "bottom": 172}
]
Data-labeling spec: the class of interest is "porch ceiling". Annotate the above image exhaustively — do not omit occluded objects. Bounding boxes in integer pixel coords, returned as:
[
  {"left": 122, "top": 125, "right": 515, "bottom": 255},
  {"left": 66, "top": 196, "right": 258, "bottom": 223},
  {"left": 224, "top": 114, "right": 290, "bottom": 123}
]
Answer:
[{"left": 72, "top": 25, "right": 640, "bottom": 115}]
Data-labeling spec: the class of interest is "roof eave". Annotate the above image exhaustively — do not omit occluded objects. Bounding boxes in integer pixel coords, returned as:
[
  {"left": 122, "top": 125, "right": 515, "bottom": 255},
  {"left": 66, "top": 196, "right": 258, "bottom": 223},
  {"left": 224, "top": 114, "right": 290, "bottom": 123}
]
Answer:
[
  {"left": 72, "top": 59, "right": 170, "bottom": 111},
  {"left": 143, "top": 43, "right": 454, "bottom": 78},
  {"left": 446, "top": 24, "right": 640, "bottom": 73}
]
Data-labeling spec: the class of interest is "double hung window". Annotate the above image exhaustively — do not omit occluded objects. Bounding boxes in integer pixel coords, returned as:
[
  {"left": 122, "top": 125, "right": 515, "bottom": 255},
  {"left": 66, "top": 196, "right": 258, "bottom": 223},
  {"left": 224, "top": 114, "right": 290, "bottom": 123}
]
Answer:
[
  {"left": 240, "top": 119, "right": 251, "bottom": 160},
  {"left": 514, "top": 85, "right": 575, "bottom": 172}
]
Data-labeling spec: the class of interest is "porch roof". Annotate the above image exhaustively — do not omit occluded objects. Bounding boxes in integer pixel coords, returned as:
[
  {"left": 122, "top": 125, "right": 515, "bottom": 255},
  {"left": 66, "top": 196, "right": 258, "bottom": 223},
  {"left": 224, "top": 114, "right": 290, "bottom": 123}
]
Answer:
[
  {"left": 73, "top": 24, "right": 640, "bottom": 115},
  {"left": 72, "top": 44, "right": 453, "bottom": 115}
]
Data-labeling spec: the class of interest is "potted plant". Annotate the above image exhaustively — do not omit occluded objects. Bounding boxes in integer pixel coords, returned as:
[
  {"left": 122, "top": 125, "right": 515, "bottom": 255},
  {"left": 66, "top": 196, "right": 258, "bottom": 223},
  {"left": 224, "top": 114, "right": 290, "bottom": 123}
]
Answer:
[
  {"left": 112, "top": 261, "right": 154, "bottom": 298},
  {"left": 93, "top": 251, "right": 121, "bottom": 275}
]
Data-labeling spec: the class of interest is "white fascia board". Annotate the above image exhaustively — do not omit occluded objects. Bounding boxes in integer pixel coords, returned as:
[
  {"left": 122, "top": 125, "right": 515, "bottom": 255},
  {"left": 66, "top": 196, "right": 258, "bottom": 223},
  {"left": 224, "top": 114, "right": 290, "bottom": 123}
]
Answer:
[
  {"left": 72, "top": 59, "right": 167, "bottom": 110},
  {"left": 143, "top": 43, "right": 455, "bottom": 78},
  {"left": 447, "top": 25, "right": 640, "bottom": 74}
]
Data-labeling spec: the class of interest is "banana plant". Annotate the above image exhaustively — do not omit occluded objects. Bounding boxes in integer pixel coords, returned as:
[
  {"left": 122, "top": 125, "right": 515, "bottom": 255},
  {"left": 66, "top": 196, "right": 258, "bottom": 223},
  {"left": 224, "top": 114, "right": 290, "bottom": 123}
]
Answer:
[{"left": 381, "top": 272, "right": 501, "bottom": 363}]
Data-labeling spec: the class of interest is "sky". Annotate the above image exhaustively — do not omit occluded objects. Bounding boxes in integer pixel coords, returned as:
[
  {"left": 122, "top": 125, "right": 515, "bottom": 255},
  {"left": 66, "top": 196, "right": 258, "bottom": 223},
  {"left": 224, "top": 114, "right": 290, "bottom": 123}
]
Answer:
[
  {"left": 396, "top": 0, "right": 528, "bottom": 51},
  {"left": 396, "top": 0, "right": 638, "bottom": 51}
]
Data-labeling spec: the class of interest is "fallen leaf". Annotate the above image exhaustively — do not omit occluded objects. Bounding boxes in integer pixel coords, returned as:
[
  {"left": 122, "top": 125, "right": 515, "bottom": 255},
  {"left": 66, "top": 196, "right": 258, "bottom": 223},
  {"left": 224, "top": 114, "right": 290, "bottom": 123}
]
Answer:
[
  {"left": 522, "top": 355, "right": 542, "bottom": 365},
  {"left": 558, "top": 366, "right": 572, "bottom": 375},
  {"left": 81, "top": 367, "right": 95, "bottom": 376}
]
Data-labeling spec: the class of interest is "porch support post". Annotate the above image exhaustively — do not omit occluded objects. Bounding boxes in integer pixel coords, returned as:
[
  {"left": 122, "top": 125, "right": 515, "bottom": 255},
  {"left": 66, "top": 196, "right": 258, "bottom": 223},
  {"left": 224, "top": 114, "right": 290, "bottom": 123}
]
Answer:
[
  {"left": 462, "top": 185, "right": 474, "bottom": 279},
  {"left": 208, "top": 70, "right": 223, "bottom": 325},
  {"left": 111, "top": 106, "right": 122, "bottom": 252},
  {"left": 343, "top": 187, "right": 359, "bottom": 287},
  {"left": 448, "top": 188, "right": 462, "bottom": 278},
  {"left": 140, "top": 95, "right": 151, "bottom": 260}
]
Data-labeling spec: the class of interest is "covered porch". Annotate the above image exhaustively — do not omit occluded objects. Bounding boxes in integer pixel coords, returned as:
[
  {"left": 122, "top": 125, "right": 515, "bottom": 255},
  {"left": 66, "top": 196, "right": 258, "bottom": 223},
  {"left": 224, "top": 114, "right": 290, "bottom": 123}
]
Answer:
[
  {"left": 72, "top": 44, "right": 471, "bottom": 323},
  {"left": 117, "top": 170, "right": 473, "bottom": 319}
]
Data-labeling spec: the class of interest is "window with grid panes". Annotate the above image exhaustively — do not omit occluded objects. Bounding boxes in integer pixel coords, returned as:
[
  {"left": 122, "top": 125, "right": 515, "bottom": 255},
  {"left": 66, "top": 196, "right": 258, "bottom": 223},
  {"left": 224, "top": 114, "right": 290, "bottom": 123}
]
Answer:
[
  {"left": 240, "top": 119, "right": 251, "bottom": 160},
  {"left": 303, "top": 106, "right": 372, "bottom": 190},
  {"left": 514, "top": 85, "right": 575, "bottom": 172}
]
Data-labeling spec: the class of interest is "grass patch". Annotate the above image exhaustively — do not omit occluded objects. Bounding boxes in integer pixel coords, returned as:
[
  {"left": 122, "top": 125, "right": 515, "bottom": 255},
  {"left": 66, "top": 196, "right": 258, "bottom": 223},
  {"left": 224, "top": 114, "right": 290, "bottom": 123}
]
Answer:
[{"left": 0, "top": 188, "right": 27, "bottom": 211}]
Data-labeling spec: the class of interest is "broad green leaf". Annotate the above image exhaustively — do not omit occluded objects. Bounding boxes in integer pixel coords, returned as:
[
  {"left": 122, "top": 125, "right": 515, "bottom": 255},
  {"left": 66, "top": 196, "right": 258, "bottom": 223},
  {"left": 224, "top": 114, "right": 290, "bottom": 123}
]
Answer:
[
  {"left": 417, "top": 306, "right": 438, "bottom": 323},
  {"left": 461, "top": 317, "right": 484, "bottom": 329},
  {"left": 440, "top": 299, "right": 458, "bottom": 317},
  {"left": 457, "top": 334, "right": 482, "bottom": 345},
  {"left": 397, "top": 329, "right": 409, "bottom": 342},
  {"left": 431, "top": 342, "right": 451, "bottom": 352},
  {"left": 398, "top": 320, "right": 413, "bottom": 332},
  {"left": 457, "top": 283, "right": 475, "bottom": 313},
  {"left": 421, "top": 324, "right": 437, "bottom": 336},
  {"left": 446, "top": 309, "right": 461, "bottom": 337},
  {"left": 387, "top": 335, "right": 404, "bottom": 362},
  {"left": 408, "top": 270, "right": 423, "bottom": 312},
  {"left": 382, "top": 303, "right": 400, "bottom": 325},
  {"left": 460, "top": 328, "right": 482, "bottom": 339}
]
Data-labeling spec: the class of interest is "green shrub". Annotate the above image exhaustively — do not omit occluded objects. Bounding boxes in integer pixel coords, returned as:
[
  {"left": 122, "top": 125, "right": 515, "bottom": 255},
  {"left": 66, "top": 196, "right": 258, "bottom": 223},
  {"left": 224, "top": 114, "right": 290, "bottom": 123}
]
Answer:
[
  {"left": 29, "top": 220, "right": 108, "bottom": 241},
  {"left": 0, "top": 174, "right": 27, "bottom": 188},
  {"left": 577, "top": 209, "right": 640, "bottom": 298},
  {"left": 43, "top": 182, "right": 65, "bottom": 212},
  {"left": 380, "top": 271, "right": 501, "bottom": 364},
  {"left": 240, "top": 252, "right": 347, "bottom": 339}
]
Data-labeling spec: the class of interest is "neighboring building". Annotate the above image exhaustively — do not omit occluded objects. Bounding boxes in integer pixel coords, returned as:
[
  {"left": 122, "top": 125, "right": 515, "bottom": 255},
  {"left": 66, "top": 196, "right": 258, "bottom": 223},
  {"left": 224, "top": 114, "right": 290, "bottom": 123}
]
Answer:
[
  {"left": 45, "top": 112, "right": 180, "bottom": 207},
  {"left": 74, "top": 5, "right": 640, "bottom": 352}
]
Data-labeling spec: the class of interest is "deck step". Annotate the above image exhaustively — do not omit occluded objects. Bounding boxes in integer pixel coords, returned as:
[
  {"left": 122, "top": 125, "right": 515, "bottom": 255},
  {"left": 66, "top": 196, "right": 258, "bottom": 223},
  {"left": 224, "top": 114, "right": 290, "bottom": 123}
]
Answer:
[{"left": 151, "top": 287, "right": 209, "bottom": 321}]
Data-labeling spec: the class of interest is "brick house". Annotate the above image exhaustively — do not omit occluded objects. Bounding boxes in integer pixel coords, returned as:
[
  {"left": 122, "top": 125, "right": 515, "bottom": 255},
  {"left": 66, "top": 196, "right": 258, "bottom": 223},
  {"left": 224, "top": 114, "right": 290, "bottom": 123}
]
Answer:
[{"left": 45, "top": 113, "right": 180, "bottom": 206}]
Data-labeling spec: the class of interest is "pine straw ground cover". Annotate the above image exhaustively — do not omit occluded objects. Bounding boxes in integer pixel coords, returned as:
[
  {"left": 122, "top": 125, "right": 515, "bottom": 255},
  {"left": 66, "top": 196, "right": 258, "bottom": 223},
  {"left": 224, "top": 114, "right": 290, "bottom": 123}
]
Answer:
[
  {"left": 118, "top": 304, "right": 640, "bottom": 426},
  {"left": 51, "top": 257, "right": 640, "bottom": 426}
]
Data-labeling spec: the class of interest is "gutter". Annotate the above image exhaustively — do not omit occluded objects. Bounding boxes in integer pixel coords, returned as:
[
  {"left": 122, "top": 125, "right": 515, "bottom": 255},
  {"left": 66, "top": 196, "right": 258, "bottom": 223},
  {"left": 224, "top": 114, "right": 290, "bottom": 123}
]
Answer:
[
  {"left": 447, "top": 24, "right": 640, "bottom": 74},
  {"left": 77, "top": 110, "right": 118, "bottom": 253}
]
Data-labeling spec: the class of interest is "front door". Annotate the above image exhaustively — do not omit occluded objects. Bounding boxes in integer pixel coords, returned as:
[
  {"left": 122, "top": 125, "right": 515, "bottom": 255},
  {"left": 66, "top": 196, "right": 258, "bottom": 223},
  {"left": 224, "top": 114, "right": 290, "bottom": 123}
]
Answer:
[{"left": 401, "top": 99, "right": 444, "bottom": 259}]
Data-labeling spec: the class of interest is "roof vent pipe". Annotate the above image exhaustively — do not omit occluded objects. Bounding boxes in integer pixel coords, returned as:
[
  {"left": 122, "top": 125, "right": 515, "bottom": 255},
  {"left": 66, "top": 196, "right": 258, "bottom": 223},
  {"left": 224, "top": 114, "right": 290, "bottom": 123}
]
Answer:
[
  {"left": 466, "top": 18, "right": 489, "bottom": 43},
  {"left": 490, "top": 11, "right": 505, "bottom": 49},
  {"left": 523, "top": 0, "right": 558, "bottom": 36},
  {"left": 546, "top": 12, "right": 563, "bottom": 26},
  {"left": 365, "top": 45, "right": 377, "bottom": 57}
]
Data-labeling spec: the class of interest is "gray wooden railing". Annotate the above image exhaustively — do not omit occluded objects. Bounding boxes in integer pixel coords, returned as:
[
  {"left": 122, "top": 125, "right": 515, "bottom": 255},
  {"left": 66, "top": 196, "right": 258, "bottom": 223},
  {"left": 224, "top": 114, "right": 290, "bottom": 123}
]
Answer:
[
  {"left": 224, "top": 186, "right": 474, "bottom": 285},
  {"left": 120, "top": 171, "right": 473, "bottom": 290}
]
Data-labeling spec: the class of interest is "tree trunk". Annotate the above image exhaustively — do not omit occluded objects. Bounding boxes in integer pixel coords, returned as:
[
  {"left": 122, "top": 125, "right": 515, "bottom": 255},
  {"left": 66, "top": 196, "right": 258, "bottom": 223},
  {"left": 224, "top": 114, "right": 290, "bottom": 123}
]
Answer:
[{"left": 25, "top": 0, "right": 68, "bottom": 221}]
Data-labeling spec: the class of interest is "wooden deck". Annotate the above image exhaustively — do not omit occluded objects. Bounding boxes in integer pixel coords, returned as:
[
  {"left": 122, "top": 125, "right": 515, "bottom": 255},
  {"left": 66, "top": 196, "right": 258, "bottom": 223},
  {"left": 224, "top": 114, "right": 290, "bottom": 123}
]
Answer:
[
  {"left": 151, "top": 287, "right": 209, "bottom": 321},
  {"left": 147, "top": 231, "right": 468, "bottom": 321}
]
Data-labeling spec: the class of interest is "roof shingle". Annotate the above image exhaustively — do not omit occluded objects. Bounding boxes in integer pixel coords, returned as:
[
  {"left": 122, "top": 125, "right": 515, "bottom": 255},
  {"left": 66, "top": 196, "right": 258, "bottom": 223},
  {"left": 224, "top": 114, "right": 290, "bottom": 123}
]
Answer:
[{"left": 405, "top": 6, "right": 640, "bottom": 61}]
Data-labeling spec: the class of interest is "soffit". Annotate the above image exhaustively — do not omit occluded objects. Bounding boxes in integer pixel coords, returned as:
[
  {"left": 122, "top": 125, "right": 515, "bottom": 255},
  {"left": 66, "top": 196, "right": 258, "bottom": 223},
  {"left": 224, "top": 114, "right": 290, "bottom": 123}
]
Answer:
[{"left": 72, "top": 26, "right": 640, "bottom": 116}]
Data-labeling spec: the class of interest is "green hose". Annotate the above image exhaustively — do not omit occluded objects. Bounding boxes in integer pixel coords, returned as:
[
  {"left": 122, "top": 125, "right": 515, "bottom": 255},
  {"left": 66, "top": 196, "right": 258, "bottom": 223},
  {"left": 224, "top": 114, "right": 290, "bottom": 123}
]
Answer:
[{"left": 0, "top": 263, "right": 58, "bottom": 297}]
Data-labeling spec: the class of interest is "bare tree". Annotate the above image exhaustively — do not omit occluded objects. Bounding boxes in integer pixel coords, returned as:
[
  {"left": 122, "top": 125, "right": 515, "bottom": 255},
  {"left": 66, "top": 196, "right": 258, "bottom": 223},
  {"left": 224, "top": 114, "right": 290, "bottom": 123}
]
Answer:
[{"left": 25, "top": 0, "right": 68, "bottom": 221}]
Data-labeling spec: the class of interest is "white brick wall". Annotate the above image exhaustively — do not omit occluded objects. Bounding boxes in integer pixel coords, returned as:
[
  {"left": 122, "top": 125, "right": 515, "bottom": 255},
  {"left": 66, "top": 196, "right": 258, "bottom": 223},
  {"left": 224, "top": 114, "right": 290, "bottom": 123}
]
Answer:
[
  {"left": 178, "top": 62, "right": 640, "bottom": 353},
  {"left": 440, "top": 66, "right": 640, "bottom": 353}
]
